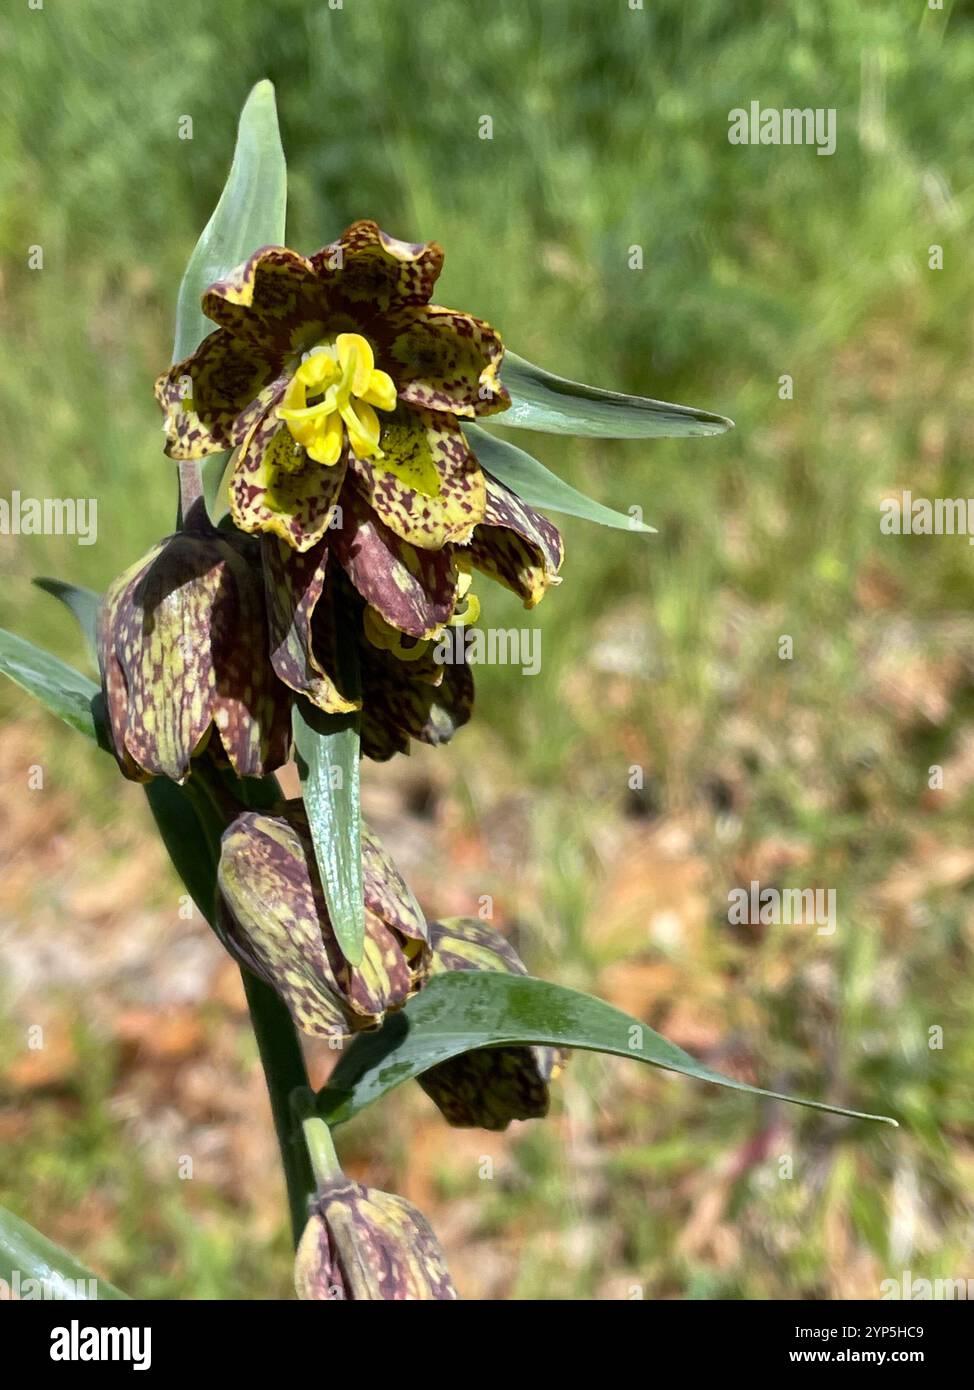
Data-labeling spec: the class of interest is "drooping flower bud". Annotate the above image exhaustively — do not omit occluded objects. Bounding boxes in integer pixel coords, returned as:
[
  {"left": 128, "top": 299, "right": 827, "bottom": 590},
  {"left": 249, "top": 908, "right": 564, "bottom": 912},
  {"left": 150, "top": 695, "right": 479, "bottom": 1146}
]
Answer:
[
  {"left": 419, "top": 917, "right": 567, "bottom": 1130},
  {"left": 216, "top": 805, "right": 431, "bottom": 1037},
  {"left": 295, "top": 1177, "right": 458, "bottom": 1301},
  {"left": 98, "top": 528, "right": 291, "bottom": 782}
]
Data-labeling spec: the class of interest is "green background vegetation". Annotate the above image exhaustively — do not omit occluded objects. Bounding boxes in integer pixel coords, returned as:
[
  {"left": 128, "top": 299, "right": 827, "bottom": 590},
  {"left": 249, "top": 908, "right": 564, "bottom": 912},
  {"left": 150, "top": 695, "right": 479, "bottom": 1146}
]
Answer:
[{"left": 0, "top": 0, "right": 972, "bottom": 1298}]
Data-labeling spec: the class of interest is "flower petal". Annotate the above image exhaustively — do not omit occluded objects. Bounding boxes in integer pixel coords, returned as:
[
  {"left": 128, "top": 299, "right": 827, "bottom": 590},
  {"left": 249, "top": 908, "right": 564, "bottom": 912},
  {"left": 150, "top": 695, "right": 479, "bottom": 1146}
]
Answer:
[
  {"left": 346, "top": 914, "right": 423, "bottom": 1024},
  {"left": 216, "top": 811, "right": 350, "bottom": 1037},
  {"left": 201, "top": 245, "right": 330, "bottom": 352},
  {"left": 332, "top": 489, "right": 459, "bottom": 638},
  {"left": 468, "top": 471, "right": 564, "bottom": 607},
  {"left": 100, "top": 533, "right": 289, "bottom": 782},
  {"left": 358, "top": 716, "right": 409, "bottom": 763},
  {"left": 211, "top": 540, "right": 293, "bottom": 777},
  {"left": 217, "top": 808, "right": 430, "bottom": 1037},
  {"left": 230, "top": 407, "right": 347, "bottom": 551},
  {"left": 309, "top": 220, "right": 443, "bottom": 319},
  {"left": 155, "top": 330, "right": 284, "bottom": 460},
  {"left": 428, "top": 915, "right": 528, "bottom": 976},
  {"left": 418, "top": 1045, "right": 557, "bottom": 1131},
  {"left": 261, "top": 538, "right": 360, "bottom": 715},
  {"left": 380, "top": 305, "right": 510, "bottom": 419},
  {"left": 362, "top": 825, "right": 428, "bottom": 946},
  {"left": 297, "top": 1183, "right": 458, "bottom": 1301},
  {"left": 351, "top": 407, "right": 486, "bottom": 550},
  {"left": 359, "top": 652, "right": 473, "bottom": 761}
]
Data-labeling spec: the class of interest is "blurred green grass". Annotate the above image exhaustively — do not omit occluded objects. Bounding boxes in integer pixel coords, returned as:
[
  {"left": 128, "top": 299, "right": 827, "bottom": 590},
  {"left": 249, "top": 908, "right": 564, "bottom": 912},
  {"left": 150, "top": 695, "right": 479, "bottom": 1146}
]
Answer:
[{"left": 1, "top": 0, "right": 973, "bottom": 1299}]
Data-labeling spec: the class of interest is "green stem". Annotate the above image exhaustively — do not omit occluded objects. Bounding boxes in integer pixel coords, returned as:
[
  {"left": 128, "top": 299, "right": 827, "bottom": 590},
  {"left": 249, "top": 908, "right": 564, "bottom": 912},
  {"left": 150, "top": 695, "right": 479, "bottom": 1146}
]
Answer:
[
  {"left": 300, "top": 1116, "right": 343, "bottom": 1186},
  {"left": 240, "top": 969, "right": 316, "bottom": 1246}
]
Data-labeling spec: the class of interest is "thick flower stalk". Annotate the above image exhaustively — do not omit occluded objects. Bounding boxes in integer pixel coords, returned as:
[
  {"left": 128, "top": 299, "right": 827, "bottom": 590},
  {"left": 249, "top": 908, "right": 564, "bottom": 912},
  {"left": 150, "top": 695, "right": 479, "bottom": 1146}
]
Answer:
[
  {"left": 418, "top": 917, "right": 567, "bottom": 1130},
  {"left": 216, "top": 804, "right": 430, "bottom": 1037}
]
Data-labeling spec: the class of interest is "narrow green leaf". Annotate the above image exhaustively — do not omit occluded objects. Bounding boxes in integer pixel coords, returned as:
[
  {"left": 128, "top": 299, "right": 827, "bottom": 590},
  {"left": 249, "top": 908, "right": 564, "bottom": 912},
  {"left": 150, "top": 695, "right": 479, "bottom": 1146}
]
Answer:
[
  {"left": 33, "top": 577, "right": 101, "bottom": 664},
  {"left": 466, "top": 424, "right": 655, "bottom": 533},
  {"left": 0, "top": 1206, "right": 128, "bottom": 1300},
  {"left": 292, "top": 702, "right": 365, "bottom": 968},
  {"left": 172, "top": 78, "right": 287, "bottom": 364},
  {"left": 0, "top": 628, "right": 107, "bottom": 745},
  {"left": 317, "top": 972, "right": 897, "bottom": 1128},
  {"left": 498, "top": 350, "right": 733, "bottom": 438}
]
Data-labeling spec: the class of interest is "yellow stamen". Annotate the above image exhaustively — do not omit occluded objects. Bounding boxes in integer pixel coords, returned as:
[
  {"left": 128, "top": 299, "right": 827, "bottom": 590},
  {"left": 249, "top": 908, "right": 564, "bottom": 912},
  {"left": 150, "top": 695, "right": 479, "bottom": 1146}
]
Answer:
[
  {"left": 277, "top": 333, "right": 397, "bottom": 464},
  {"left": 448, "top": 559, "right": 480, "bottom": 626},
  {"left": 362, "top": 607, "right": 430, "bottom": 662},
  {"left": 450, "top": 592, "right": 480, "bottom": 625}
]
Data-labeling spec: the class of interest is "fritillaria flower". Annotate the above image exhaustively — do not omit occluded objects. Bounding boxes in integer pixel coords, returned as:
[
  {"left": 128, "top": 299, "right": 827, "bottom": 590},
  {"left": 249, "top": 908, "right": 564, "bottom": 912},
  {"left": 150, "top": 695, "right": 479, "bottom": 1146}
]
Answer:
[
  {"left": 295, "top": 1177, "right": 457, "bottom": 1301},
  {"left": 155, "top": 220, "right": 564, "bottom": 759},
  {"left": 156, "top": 219, "right": 509, "bottom": 554},
  {"left": 98, "top": 526, "right": 290, "bottom": 782},
  {"left": 418, "top": 917, "right": 567, "bottom": 1130},
  {"left": 216, "top": 804, "right": 430, "bottom": 1037},
  {"left": 260, "top": 469, "right": 563, "bottom": 756}
]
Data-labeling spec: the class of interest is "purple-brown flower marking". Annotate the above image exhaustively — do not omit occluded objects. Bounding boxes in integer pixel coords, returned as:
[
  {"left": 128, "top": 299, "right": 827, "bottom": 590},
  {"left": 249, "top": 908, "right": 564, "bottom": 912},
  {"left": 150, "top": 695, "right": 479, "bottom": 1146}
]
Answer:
[
  {"left": 418, "top": 917, "right": 567, "bottom": 1130},
  {"left": 156, "top": 221, "right": 510, "bottom": 553},
  {"left": 295, "top": 1179, "right": 458, "bottom": 1300},
  {"left": 98, "top": 529, "right": 291, "bottom": 782},
  {"left": 216, "top": 805, "right": 430, "bottom": 1037},
  {"left": 257, "top": 469, "right": 561, "bottom": 752},
  {"left": 469, "top": 472, "right": 565, "bottom": 609},
  {"left": 153, "top": 222, "right": 565, "bottom": 762}
]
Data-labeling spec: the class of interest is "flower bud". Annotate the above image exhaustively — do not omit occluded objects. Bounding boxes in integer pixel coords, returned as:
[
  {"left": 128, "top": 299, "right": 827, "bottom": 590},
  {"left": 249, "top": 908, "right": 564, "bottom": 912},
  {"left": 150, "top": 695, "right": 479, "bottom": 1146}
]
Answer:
[
  {"left": 216, "top": 805, "right": 431, "bottom": 1037},
  {"left": 98, "top": 529, "right": 290, "bottom": 782},
  {"left": 418, "top": 917, "right": 567, "bottom": 1130},
  {"left": 295, "top": 1178, "right": 458, "bottom": 1301}
]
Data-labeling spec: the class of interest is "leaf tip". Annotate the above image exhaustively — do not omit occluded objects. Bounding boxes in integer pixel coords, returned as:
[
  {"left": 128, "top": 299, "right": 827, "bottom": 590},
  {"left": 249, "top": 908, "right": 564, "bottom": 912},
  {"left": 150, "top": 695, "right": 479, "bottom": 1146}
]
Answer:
[
  {"left": 246, "top": 78, "right": 277, "bottom": 107},
  {"left": 340, "top": 934, "right": 365, "bottom": 969}
]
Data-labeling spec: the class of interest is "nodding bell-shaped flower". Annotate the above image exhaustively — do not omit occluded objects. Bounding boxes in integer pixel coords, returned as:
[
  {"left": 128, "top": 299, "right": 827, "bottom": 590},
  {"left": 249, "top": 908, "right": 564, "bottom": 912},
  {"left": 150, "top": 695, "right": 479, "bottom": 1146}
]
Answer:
[
  {"left": 98, "top": 526, "right": 291, "bottom": 783},
  {"left": 418, "top": 917, "right": 567, "bottom": 1130},
  {"left": 295, "top": 1174, "right": 458, "bottom": 1301},
  {"left": 257, "top": 471, "right": 562, "bottom": 761},
  {"left": 215, "top": 804, "right": 431, "bottom": 1038}
]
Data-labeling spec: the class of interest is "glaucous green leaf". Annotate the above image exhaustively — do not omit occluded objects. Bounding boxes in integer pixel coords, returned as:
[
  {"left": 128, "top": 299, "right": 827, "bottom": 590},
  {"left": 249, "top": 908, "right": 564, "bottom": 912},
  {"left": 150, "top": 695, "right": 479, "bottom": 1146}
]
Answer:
[
  {"left": 292, "top": 702, "right": 365, "bottom": 968},
  {"left": 172, "top": 79, "right": 286, "bottom": 526},
  {"left": 499, "top": 350, "right": 734, "bottom": 438},
  {"left": 0, "top": 1206, "right": 128, "bottom": 1301},
  {"left": 33, "top": 578, "right": 101, "bottom": 664},
  {"left": 317, "top": 972, "right": 897, "bottom": 1128},
  {"left": 466, "top": 424, "right": 654, "bottom": 533},
  {"left": 0, "top": 628, "right": 106, "bottom": 745},
  {"left": 172, "top": 78, "right": 287, "bottom": 363}
]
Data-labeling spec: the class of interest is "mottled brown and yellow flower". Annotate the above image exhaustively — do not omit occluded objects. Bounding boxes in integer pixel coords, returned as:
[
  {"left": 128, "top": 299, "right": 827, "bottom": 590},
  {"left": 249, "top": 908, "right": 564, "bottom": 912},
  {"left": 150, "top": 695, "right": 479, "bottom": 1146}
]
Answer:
[
  {"left": 98, "top": 526, "right": 290, "bottom": 782},
  {"left": 156, "top": 220, "right": 509, "bottom": 553},
  {"left": 155, "top": 220, "right": 564, "bottom": 759},
  {"left": 216, "top": 803, "right": 430, "bottom": 1037},
  {"left": 295, "top": 1178, "right": 457, "bottom": 1301}
]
